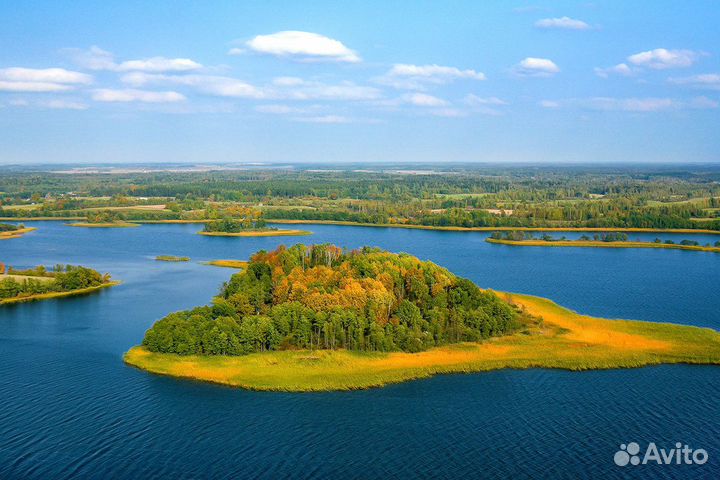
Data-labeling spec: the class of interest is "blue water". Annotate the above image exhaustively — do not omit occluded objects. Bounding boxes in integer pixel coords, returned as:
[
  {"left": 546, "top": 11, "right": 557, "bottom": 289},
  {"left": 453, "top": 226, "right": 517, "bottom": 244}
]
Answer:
[{"left": 1, "top": 222, "right": 719, "bottom": 479}]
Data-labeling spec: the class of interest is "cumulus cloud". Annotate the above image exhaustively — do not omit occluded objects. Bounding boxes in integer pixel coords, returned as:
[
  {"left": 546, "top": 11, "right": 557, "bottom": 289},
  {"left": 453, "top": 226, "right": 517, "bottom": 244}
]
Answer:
[
  {"left": 401, "top": 93, "right": 449, "bottom": 107},
  {"left": 539, "top": 100, "right": 560, "bottom": 108},
  {"left": 68, "top": 46, "right": 202, "bottom": 72},
  {"left": 534, "top": 16, "right": 591, "bottom": 30},
  {"left": 294, "top": 115, "right": 352, "bottom": 124},
  {"left": 513, "top": 57, "right": 559, "bottom": 77},
  {"left": 463, "top": 95, "right": 507, "bottom": 106},
  {"left": 627, "top": 48, "right": 700, "bottom": 69},
  {"left": 376, "top": 64, "right": 485, "bottom": 89},
  {"left": 594, "top": 63, "right": 635, "bottom": 78},
  {"left": 245, "top": 31, "right": 360, "bottom": 62},
  {"left": 92, "top": 88, "right": 186, "bottom": 103},
  {"left": 0, "top": 67, "right": 92, "bottom": 92},
  {"left": 668, "top": 73, "right": 720, "bottom": 90},
  {"left": 8, "top": 98, "right": 89, "bottom": 110}
]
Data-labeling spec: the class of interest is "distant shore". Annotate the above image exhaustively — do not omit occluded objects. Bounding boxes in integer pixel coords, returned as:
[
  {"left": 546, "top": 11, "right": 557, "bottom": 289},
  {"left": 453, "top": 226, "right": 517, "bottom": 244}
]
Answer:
[
  {"left": 486, "top": 238, "right": 720, "bottom": 252},
  {"left": 0, "top": 281, "right": 120, "bottom": 305},
  {"left": 123, "top": 292, "right": 720, "bottom": 392},
  {"left": 198, "top": 229, "right": 311, "bottom": 237}
]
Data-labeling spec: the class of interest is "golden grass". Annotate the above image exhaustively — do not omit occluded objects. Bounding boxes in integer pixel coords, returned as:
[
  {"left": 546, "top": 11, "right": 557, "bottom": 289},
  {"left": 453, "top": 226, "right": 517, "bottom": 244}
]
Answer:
[
  {"left": 155, "top": 255, "right": 190, "bottom": 262},
  {"left": 124, "top": 292, "right": 720, "bottom": 392},
  {"left": 0, "top": 281, "right": 120, "bottom": 305},
  {"left": 0, "top": 227, "right": 37, "bottom": 240},
  {"left": 66, "top": 222, "right": 140, "bottom": 228},
  {"left": 198, "top": 229, "right": 312, "bottom": 237},
  {"left": 269, "top": 219, "right": 720, "bottom": 235},
  {"left": 1, "top": 274, "right": 54, "bottom": 283},
  {"left": 204, "top": 260, "right": 248, "bottom": 269},
  {"left": 486, "top": 238, "right": 720, "bottom": 253}
]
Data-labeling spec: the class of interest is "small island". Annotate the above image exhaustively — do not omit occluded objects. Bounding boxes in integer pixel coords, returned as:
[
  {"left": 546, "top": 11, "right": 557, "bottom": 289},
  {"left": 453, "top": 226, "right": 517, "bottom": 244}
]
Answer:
[
  {"left": 125, "top": 244, "right": 720, "bottom": 391},
  {"left": 204, "top": 260, "right": 248, "bottom": 269},
  {"left": 155, "top": 255, "right": 190, "bottom": 262},
  {"left": 198, "top": 212, "right": 310, "bottom": 237},
  {"left": 487, "top": 231, "right": 720, "bottom": 253},
  {"left": 0, "top": 223, "right": 36, "bottom": 240},
  {"left": 67, "top": 211, "right": 139, "bottom": 228},
  {"left": 0, "top": 263, "right": 118, "bottom": 305}
]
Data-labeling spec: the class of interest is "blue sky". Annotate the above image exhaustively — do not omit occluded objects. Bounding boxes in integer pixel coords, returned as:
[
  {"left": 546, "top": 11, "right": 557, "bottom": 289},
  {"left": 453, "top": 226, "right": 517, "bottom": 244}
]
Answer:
[{"left": 1, "top": 1, "right": 719, "bottom": 164}]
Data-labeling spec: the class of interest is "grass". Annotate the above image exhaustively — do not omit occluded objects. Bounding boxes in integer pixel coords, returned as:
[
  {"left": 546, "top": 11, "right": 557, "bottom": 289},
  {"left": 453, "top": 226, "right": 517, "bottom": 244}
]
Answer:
[
  {"left": 204, "top": 260, "right": 248, "bottom": 269},
  {"left": 486, "top": 238, "right": 720, "bottom": 253},
  {"left": 123, "top": 291, "right": 720, "bottom": 392},
  {"left": 0, "top": 227, "right": 37, "bottom": 240},
  {"left": 155, "top": 255, "right": 190, "bottom": 262},
  {"left": 1, "top": 274, "right": 54, "bottom": 283},
  {"left": 0, "top": 281, "right": 120, "bottom": 305},
  {"left": 66, "top": 222, "right": 140, "bottom": 228},
  {"left": 198, "top": 229, "right": 312, "bottom": 237},
  {"left": 269, "top": 219, "right": 720, "bottom": 235}
]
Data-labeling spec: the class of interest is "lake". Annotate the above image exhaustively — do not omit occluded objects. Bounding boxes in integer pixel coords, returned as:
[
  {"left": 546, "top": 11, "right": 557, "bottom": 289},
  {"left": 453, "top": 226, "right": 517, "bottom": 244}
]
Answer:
[{"left": 1, "top": 222, "right": 719, "bottom": 479}]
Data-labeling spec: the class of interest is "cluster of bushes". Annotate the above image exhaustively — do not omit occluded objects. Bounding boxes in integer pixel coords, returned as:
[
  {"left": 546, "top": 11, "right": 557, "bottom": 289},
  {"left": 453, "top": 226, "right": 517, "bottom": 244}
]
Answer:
[
  {"left": 142, "top": 244, "right": 521, "bottom": 356},
  {"left": 0, "top": 223, "right": 23, "bottom": 231},
  {"left": 0, "top": 265, "right": 109, "bottom": 300}
]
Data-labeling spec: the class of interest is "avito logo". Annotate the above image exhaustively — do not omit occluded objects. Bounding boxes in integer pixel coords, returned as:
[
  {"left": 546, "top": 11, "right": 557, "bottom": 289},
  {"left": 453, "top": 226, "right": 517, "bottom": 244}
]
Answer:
[{"left": 614, "top": 442, "right": 708, "bottom": 467}]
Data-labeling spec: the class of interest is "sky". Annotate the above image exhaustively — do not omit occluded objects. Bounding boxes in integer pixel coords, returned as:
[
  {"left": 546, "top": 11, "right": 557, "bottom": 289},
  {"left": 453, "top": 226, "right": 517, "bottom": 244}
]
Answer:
[{"left": 1, "top": 0, "right": 719, "bottom": 165}]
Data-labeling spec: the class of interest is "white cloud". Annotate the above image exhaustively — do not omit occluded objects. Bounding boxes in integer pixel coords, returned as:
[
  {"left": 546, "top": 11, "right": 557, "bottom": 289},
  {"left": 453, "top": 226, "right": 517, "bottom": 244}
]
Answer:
[
  {"left": 402, "top": 93, "right": 448, "bottom": 107},
  {"left": 68, "top": 46, "right": 202, "bottom": 72},
  {"left": 245, "top": 31, "right": 360, "bottom": 63},
  {"left": 92, "top": 89, "right": 186, "bottom": 103},
  {"left": 121, "top": 72, "right": 264, "bottom": 98},
  {"left": 227, "top": 47, "right": 246, "bottom": 56},
  {"left": 272, "top": 76, "right": 305, "bottom": 86},
  {"left": 463, "top": 95, "right": 507, "bottom": 106},
  {"left": 0, "top": 67, "right": 92, "bottom": 92},
  {"left": 627, "top": 48, "right": 700, "bottom": 70},
  {"left": 255, "top": 104, "right": 298, "bottom": 114},
  {"left": 594, "top": 63, "right": 635, "bottom": 78},
  {"left": 294, "top": 115, "right": 352, "bottom": 123},
  {"left": 430, "top": 108, "right": 467, "bottom": 118},
  {"left": 668, "top": 74, "right": 720, "bottom": 90},
  {"left": 376, "top": 64, "right": 485, "bottom": 90},
  {"left": 7, "top": 98, "right": 89, "bottom": 110},
  {"left": 116, "top": 57, "right": 202, "bottom": 72},
  {"left": 539, "top": 100, "right": 560, "bottom": 108},
  {"left": 535, "top": 16, "right": 591, "bottom": 30},
  {"left": 514, "top": 57, "right": 559, "bottom": 77}
]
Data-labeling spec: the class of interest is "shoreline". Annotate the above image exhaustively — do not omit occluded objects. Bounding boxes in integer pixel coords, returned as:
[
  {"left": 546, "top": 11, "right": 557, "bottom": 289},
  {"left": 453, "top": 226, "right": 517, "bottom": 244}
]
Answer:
[
  {"left": 198, "top": 229, "right": 311, "bottom": 237},
  {"left": 204, "top": 260, "right": 248, "bottom": 269},
  {"left": 124, "top": 291, "right": 720, "bottom": 392},
  {"left": 3, "top": 217, "right": 719, "bottom": 234},
  {"left": 1, "top": 281, "right": 120, "bottom": 305},
  {"left": 486, "top": 238, "right": 720, "bottom": 252}
]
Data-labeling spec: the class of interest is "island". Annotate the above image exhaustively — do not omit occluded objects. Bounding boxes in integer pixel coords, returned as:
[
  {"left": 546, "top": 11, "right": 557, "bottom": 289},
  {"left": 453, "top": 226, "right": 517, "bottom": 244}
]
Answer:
[
  {"left": 67, "top": 211, "right": 139, "bottom": 228},
  {"left": 198, "top": 215, "right": 310, "bottom": 237},
  {"left": 0, "top": 223, "right": 36, "bottom": 240},
  {"left": 204, "top": 260, "right": 248, "bottom": 269},
  {"left": 487, "top": 231, "right": 720, "bottom": 253},
  {"left": 155, "top": 255, "right": 190, "bottom": 262},
  {"left": 0, "top": 264, "right": 119, "bottom": 305},
  {"left": 124, "top": 244, "right": 720, "bottom": 391}
]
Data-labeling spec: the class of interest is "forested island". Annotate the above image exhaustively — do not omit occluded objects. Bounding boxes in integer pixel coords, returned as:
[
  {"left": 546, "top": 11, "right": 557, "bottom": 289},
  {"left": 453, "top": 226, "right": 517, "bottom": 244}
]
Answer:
[
  {"left": 199, "top": 212, "right": 310, "bottom": 237},
  {"left": 487, "top": 231, "right": 720, "bottom": 253},
  {"left": 0, "top": 264, "right": 118, "bottom": 304},
  {"left": 155, "top": 255, "right": 190, "bottom": 262},
  {"left": 124, "top": 244, "right": 720, "bottom": 391},
  {"left": 0, "top": 223, "right": 36, "bottom": 240}
]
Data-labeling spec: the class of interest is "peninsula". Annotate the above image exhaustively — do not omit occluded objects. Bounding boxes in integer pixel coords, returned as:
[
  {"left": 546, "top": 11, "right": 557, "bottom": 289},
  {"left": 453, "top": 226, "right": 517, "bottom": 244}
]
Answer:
[
  {"left": 125, "top": 244, "right": 720, "bottom": 391},
  {"left": 0, "top": 223, "right": 36, "bottom": 240},
  {"left": 0, "top": 264, "right": 118, "bottom": 305}
]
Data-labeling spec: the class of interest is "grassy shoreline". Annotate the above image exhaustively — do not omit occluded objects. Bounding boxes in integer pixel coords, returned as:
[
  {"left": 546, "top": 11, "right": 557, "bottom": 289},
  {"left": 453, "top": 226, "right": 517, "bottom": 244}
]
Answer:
[
  {"left": 198, "top": 229, "right": 311, "bottom": 237},
  {"left": 1, "top": 281, "right": 120, "bottom": 305},
  {"left": 67, "top": 222, "right": 139, "bottom": 228},
  {"left": 0, "top": 227, "right": 37, "bottom": 240},
  {"left": 123, "top": 292, "right": 720, "bottom": 392},
  {"left": 203, "top": 260, "right": 248, "bottom": 269},
  {"left": 155, "top": 255, "right": 190, "bottom": 262},
  {"left": 486, "top": 238, "right": 720, "bottom": 252}
]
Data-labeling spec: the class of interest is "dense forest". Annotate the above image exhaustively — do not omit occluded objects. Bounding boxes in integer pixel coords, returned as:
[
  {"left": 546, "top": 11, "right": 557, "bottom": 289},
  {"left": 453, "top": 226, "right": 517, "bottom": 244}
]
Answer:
[
  {"left": 141, "top": 244, "right": 522, "bottom": 356},
  {"left": 1, "top": 165, "right": 720, "bottom": 230},
  {"left": 0, "top": 265, "right": 111, "bottom": 300}
]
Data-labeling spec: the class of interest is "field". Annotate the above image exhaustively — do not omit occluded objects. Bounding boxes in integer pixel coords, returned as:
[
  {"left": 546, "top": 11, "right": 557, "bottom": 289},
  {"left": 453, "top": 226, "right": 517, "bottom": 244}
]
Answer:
[{"left": 124, "top": 292, "right": 720, "bottom": 392}]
